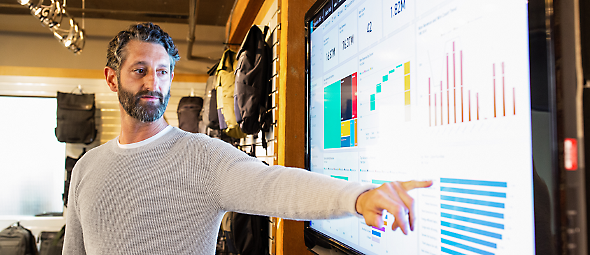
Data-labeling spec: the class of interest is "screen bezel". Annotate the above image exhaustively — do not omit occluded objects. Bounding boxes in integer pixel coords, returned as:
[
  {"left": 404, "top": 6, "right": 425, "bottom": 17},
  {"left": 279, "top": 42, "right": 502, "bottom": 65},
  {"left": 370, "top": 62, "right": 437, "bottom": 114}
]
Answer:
[{"left": 302, "top": 0, "right": 562, "bottom": 254}]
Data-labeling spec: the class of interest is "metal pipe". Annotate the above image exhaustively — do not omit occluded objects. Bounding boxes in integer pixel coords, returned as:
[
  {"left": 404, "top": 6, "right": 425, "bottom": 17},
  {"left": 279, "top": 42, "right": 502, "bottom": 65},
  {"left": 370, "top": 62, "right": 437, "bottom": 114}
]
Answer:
[
  {"left": 186, "top": 0, "right": 217, "bottom": 63},
  {"left": 1, "top": 3, "right": 188, "bottom": 18}
]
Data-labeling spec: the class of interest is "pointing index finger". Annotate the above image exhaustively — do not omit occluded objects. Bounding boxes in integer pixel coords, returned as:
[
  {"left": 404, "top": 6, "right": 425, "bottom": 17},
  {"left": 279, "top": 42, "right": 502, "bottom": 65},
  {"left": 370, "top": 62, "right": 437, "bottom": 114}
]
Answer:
[{"left": 401, "top": 180, "right": 433, "bottom": 191}]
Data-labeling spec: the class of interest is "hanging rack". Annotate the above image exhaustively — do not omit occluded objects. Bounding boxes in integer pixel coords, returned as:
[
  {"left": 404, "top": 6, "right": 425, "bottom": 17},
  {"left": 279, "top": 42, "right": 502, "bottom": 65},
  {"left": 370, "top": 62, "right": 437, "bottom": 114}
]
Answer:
[{"left": 70, "top": 85, "right": 83, "bottom": 94}]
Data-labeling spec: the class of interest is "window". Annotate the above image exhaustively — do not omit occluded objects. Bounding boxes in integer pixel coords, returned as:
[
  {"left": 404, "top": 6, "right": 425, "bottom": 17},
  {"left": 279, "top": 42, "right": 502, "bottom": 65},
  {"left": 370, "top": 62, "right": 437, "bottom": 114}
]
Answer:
[{"left": 0, "top": 96, "right": 66, "bottom": 216}]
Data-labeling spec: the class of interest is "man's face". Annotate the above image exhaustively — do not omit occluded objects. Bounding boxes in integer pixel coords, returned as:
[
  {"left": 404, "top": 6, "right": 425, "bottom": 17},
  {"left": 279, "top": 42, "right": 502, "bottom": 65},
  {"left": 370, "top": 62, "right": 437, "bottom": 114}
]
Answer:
[{"left": 117, "top": 40, "right": 172, "bottom": 122}]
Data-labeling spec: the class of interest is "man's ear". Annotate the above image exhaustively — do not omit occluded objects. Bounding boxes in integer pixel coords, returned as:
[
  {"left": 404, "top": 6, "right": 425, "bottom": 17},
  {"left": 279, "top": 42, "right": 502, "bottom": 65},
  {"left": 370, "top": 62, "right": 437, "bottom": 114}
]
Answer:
[
  {"left": 171, "top": 71, "right": 175, "bottom": 82},
  {"left": 104, "top": 67, "right": 118, "bottom": 92}
]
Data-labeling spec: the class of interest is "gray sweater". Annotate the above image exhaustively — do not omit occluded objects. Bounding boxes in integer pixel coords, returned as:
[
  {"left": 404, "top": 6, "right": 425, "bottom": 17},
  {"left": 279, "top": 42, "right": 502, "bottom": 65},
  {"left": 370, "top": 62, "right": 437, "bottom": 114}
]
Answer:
[{"left": 63, "top": 127, "right": 371, "bottom": 254}]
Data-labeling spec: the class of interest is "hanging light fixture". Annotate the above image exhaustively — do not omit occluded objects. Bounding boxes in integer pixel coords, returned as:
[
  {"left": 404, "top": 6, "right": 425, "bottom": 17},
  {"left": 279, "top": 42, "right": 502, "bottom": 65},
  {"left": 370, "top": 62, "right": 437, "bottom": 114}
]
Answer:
[{"left": 19, "top": 0, "right": 85, "bottom": 54}]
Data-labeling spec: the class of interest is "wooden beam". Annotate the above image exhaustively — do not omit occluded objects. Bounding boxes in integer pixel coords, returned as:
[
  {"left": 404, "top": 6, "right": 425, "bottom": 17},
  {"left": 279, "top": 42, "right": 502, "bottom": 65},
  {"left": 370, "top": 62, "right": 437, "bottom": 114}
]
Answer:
[
  {"left": 275, "top": 0, "right": 316, "bottom": 254},
  {"left": 173, "top": 73, "right": 209, "bottom": 83},
  {"left": 225, "top": 0, "right": 266, "bottom": 46},
  {"left": 253, "top": 0, "right": 276, "bottom": 26}
]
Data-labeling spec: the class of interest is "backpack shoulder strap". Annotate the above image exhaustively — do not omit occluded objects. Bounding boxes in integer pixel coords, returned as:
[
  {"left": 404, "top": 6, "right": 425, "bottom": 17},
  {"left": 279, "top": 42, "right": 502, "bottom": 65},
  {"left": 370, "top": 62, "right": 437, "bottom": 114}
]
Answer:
[{"left": 263, "top": 26, "right": 269, "bottom": 40}]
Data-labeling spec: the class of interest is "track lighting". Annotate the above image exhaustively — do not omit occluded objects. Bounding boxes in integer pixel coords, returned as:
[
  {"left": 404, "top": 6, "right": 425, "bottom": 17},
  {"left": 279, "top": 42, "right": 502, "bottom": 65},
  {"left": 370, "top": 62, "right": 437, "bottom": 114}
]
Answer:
[{"left": 19, "top": 0, "right": 85, "bottom": 54}]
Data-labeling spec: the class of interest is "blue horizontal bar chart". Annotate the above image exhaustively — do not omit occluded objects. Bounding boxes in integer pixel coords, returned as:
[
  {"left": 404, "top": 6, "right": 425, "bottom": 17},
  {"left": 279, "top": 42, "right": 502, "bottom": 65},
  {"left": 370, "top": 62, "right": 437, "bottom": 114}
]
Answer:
[
  {"left": 441, "top": 187, "right": 506, "bottom": 198},
  {"left": 442, "top": 238, "right": 494, "bottom": 255},
  {"left": 442, "top": 246, "right": 466, "bottom": 255},
  {"left": 440, "top": 178, "right": 507, "bottom": 255},
  {"left": 441, "top": 195, "right": 505, "bottom": 208},
  {"left": 441, "top": 221, "right": 502, "bottom": 240},
  {"left": 441, "top": 178, "right": 507, "bottom": 187},
  {"left": 441, "top": 204, "right": 504, "bottom": 219},
  {"left": 441, "top": 212, "right": 504, "bottom": 229},
  {"left": 441, "top": 230, "right": 497, "bottom": 248},
  {"left": 371, "top": 230, "right": 381, "bottom": 237}
]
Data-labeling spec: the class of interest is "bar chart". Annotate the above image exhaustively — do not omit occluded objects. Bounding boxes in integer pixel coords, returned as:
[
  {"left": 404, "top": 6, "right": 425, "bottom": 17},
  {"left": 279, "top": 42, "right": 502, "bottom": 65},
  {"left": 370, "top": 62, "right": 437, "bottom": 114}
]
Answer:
[
  {"left": 439, "top": 178, "right": 507, "bottom": 255},
  {"left": 426, "top": 41, "right": 517, "bottom": 127}
]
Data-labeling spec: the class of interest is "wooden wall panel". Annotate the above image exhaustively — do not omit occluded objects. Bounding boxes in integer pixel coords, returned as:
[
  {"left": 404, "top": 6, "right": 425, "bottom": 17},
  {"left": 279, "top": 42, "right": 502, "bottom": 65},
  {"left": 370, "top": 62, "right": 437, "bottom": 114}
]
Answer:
[
  {"left": 275, "top": 0, "right": 316, "bottom": 255},
  {"left": 225, "top": 0, "right": 317, "bottom": 253}
]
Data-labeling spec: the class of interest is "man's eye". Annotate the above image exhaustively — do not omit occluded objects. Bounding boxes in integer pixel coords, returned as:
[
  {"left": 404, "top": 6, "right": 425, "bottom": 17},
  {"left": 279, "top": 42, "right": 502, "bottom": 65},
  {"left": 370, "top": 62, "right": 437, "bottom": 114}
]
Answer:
[
  {"left": 134, "top": 69, "right": 144, "bottom": 74},
  {"left": 159, "top": 70, "right": 168, "bottom": 75}
]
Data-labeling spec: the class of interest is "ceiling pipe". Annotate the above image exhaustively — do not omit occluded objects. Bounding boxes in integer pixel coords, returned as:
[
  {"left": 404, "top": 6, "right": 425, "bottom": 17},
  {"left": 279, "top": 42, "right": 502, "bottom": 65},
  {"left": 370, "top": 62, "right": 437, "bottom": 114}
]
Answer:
[
  {"left": 0, "top": 3, "right": 188, "bottom": 18},
  {"left": 187, "top": 0, "right": 218, "bottom": 63}
]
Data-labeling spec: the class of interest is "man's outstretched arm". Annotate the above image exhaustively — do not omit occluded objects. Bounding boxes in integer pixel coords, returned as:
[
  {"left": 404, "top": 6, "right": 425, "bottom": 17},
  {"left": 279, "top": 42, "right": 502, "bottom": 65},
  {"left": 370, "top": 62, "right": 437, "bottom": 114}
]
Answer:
[{"left": 355, "top": 180, "right": 433, "bottom": 235}]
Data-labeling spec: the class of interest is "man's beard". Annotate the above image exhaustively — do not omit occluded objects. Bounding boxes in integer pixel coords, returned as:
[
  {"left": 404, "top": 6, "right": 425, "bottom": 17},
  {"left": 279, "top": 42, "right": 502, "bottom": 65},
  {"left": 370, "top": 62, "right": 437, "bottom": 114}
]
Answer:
[{"left": 117, "top": 82, "right": 170, "bottom": 122}]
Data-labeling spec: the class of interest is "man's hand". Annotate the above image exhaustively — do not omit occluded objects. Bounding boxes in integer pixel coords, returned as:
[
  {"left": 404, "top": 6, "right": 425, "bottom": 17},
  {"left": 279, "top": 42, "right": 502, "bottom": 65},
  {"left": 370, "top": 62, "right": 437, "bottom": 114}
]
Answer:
[{"left": 355, "top": 180, "right": 432, "bottom": 235}]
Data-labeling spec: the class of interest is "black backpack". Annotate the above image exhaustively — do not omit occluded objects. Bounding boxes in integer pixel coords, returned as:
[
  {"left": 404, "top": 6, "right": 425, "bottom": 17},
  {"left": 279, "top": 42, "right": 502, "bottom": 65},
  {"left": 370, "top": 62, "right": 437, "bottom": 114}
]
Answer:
[
  {"left": 216, "top": 212, "right": 268, "bottom": 255},
  {"left": 234, "top": 25, "right": 273, "bottom": 137},
  {"left": 37, "top": 225, "right": 64, "bottom": 255},
  {"left": 55, "top": 91, "right": 97, "bottom": 144},
  {"left": 63, "top": 149, "right": 86, "bottom": 207},
  {"left": 177, "top": 96, "right": 204, "bottom": 133},
  {"left": 0, "top": 222, "right": 38, "bottom": 255}
]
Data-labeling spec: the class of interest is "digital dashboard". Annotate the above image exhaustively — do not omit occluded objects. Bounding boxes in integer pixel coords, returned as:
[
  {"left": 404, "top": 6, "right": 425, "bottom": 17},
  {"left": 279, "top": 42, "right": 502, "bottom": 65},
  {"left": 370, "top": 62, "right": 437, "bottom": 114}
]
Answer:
[{"left": 306, "top": 0, "right": 535, "bottom": 254}]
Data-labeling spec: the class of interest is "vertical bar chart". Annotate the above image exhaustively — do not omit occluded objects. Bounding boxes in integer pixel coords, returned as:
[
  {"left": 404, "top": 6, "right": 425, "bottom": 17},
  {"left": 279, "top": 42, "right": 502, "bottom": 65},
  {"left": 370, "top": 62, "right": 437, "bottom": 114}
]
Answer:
[
  {"left": 453, "top": 42, "right": 457, "bottom": 123},
  {"left": 425, "top": 40, "right": 517, "bottom": 127},
  {"left": 441, "top": 81, "right": 443, "bottom": 125},
  {"left": 446, "top": 54, "right": 450, "bottom": 125},
  {"left": 493, "top": 63, "right": 496, "bottom": 118},
  {"left": 513, "top": 88, "right": 516, "bottom": 115},
  {"left": 439, "top": 178, "right": 507, "bottom": 255},
  {"left": 502, "top": 63, "right": 505, "bottom": 117},
  {"left": 460, "top": 49, "right": 464, "bottom": 122}
]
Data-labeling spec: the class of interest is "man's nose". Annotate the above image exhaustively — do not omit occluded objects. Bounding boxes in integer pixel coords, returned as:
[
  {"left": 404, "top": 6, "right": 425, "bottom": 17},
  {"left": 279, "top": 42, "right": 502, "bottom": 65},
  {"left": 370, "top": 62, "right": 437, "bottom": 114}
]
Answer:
[{"left": 143, "top": 70, "right": 158, "bottom": 91}]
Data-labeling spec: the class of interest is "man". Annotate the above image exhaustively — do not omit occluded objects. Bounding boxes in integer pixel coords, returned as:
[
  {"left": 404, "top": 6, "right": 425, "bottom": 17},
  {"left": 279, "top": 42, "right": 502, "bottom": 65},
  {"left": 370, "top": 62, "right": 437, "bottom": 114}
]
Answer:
[{"left": 63, "top": 23, "right": 432, "bottom": 254}]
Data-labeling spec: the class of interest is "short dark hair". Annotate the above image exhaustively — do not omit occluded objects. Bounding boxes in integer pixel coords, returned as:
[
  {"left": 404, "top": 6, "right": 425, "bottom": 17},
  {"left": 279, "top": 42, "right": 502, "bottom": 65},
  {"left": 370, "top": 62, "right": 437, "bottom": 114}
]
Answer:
[{"left": 106, "top": 22, "right": 180, "bottom": 74}]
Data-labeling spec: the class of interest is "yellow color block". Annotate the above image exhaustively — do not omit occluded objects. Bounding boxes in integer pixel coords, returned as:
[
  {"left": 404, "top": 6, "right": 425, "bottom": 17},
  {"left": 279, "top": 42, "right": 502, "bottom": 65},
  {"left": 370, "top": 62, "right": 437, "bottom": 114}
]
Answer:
[
  {"left": 354, "top": 120, "right": 358, "bottom": 146},
  {"left": 404, "top": 61, "right": 410, "bottom": 75},
  {"left": 405, "top": 91, "right": 411, "bottom": 105},
  {"left": 341, "top": 120, "right": 351, "bottom": 136},
  {"left": 405, "top": 75, "right": 410, "bottom": 90}
]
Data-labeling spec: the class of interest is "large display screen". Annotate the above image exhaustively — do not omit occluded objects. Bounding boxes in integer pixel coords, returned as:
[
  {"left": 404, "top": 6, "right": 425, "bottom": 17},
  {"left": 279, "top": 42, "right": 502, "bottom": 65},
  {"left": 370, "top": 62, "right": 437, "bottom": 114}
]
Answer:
[{"left": 306, "top": 0, "right": 535, "bottom": 254}]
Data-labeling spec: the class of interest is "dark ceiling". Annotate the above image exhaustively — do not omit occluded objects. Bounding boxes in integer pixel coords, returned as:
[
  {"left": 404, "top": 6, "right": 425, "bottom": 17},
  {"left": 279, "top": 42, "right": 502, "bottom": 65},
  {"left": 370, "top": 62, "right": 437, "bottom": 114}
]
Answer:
[{"left": 0, "top": 0, "right": 236, "bottom": 26}]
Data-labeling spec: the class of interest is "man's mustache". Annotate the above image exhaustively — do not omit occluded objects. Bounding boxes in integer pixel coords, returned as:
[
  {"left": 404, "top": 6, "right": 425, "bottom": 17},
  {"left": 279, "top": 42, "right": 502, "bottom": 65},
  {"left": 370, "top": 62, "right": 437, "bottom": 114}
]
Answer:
[{"left": 135, "top": 90, "right": 164, "bottom": 101}]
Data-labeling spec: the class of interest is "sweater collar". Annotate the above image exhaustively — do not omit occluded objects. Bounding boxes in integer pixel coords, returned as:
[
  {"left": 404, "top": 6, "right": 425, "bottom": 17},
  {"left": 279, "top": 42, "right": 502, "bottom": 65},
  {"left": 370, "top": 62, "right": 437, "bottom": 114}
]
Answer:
[{"left": 117, "top": 125, "right": 173, "bottom": 149}]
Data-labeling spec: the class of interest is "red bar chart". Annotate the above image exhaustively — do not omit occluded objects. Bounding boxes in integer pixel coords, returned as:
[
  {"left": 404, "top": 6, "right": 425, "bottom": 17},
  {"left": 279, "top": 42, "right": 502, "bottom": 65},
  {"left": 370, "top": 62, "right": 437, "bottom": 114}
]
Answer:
[{"left": 427, "top": 41, "right": 517, "bottom": 127}]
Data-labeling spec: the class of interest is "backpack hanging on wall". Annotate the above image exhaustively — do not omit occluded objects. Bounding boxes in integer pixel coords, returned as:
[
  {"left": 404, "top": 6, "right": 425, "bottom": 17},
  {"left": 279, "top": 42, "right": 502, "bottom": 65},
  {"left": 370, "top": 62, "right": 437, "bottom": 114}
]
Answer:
[
  {"left": 177, "top": 96, "right": 204, "bottom": 133},
  {"left": 200, "top": 75, "right": 217, "bottom": 134},
  {"left": 55, "top": 91, "right": 97, "bottom": 144},
  {"left": 63, "top": 149, "right": 85, "bottom": 207},
  {"left": 0, "top": 222, "right": 38, "bottom": 255},
  {"left": 216, "top": 49, "right": 247, "bottom": 139},
  {"left": 234, "top": 25, "right": 273, "bottom": 136},
  {"left": 208, "top": 88, "right": 220, "bottom": 131}
]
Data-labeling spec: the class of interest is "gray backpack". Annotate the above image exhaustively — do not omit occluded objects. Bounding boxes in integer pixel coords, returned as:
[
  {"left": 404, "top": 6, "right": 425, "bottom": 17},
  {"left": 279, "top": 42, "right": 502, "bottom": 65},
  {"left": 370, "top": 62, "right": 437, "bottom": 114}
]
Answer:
[{"left": 0, "top": 222, "right": 38, "bottom": 255}]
